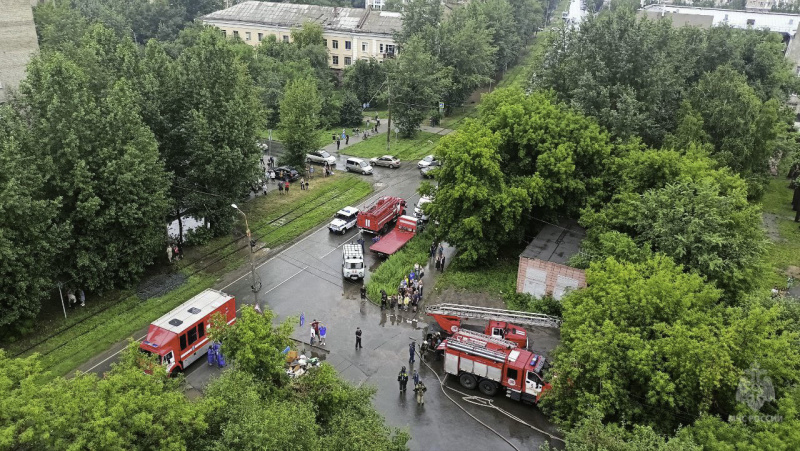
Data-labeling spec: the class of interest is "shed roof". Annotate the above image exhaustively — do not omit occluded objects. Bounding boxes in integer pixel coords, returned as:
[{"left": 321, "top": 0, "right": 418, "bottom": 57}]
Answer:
[
  {"left": 202, "top": 1, "right": 402, "bottom": 36},
  {"left": 520, "top": 220, "right": 586, "bottom": 265}
]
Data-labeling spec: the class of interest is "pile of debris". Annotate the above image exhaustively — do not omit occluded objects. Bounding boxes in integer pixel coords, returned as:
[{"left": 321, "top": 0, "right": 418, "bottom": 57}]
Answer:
[{"left": 284, "top": 350, "right": 320, "bottom": 378}]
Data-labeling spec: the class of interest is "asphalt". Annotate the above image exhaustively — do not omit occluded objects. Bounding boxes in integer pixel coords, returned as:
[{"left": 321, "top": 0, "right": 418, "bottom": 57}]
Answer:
[{"left": 77, "top": 126, "right": 564, "bottom": 450}]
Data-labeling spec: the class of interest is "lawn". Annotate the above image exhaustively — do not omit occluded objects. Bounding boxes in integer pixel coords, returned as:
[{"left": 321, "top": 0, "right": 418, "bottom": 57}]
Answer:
[
  {"left": 435, "top": 259, "right": 519, "bottom": 298},
  {"left": 760, "top": 176, "right": 800, "bottom": 289},
  {"left": 343, "top": 131, "right": 445, "bottom": 161},
  {"left": 7, "top": 175, "right": 372, "bottom": 377},
  {"left": 439, "top": 105, "right": 478, "bottom": 129}
]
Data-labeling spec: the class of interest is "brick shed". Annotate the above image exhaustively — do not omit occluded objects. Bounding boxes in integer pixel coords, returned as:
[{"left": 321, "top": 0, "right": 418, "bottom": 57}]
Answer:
[{"left": 516, "top": 221, "right": 587, "bottom": 300}]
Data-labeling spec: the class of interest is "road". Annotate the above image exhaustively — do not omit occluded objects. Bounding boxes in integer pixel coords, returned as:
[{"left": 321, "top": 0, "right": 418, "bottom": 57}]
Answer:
[{"left": 79, "top": 149, "right": 564, "bottom": 450}]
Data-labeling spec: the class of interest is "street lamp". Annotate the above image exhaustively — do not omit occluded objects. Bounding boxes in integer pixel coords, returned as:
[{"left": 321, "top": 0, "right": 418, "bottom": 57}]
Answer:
[{"left": 232, "top": 204, "right": 261, "bottom": 307}]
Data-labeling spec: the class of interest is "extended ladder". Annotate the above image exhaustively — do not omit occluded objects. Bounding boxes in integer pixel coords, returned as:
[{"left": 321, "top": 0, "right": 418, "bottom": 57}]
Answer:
[{"left": 425, "top": 303, "right": 562, "bottom": 329}]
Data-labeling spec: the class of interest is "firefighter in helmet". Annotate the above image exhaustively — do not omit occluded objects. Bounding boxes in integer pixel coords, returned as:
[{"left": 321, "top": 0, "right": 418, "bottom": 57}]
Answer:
[
  {"left": 398, "top": 366, "right": 409, "bottom": 392},
  {"left": 414, "top": 380, "right": 427, "bottom": 405}
]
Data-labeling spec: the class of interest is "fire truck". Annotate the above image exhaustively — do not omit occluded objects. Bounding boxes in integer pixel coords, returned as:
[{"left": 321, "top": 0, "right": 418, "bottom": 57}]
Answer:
[
  {"left": 139, "top": 289, "right": 236, "bottom": 376},
  {"left": 425, "top": 303, "right": 561, "bottom": 349},
  {"left": 357, "top": 196, "right": 406, "bottom": 234},
  {"left": 369, "top": 215, "right": 417, "bottom": 257},
  {"left": 440, "top": 329, "right": 551, "bottom": 404}
]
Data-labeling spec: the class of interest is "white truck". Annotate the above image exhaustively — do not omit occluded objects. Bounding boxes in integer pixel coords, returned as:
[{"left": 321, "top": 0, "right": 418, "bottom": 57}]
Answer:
[{"left": 342, "top": 244, "right": 365, "bottom": 280}]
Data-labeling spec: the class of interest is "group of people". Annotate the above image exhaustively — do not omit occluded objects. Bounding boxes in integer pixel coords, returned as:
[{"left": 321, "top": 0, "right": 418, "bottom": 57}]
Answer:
[
  {"left": 309, "top": 319, "right": 328, "bottom": 346},
  {"left": 66, "top": 288, "right": 86, "bottom": 308},
  {"left": 430, "top": 241, "right": 446, "bottom": 271},
  {"left": 276, "top": 179, "right": 291, "bottom": 194},
  {"left": 397, "top": 365, "right": 427, "bottom": 405},
  {"left": 380, "top": 262, "right": 425, "bottom": 312},
  {"left": 166, "top": 243, "right": 183, "bottom": 263},
  {"left": 323, "top": 161, "right": 335, "bottom": 177}
]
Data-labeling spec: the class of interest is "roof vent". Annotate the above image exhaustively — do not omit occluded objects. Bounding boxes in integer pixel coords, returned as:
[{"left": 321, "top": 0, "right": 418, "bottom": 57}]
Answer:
[
  {"left": 188, "top": 307, "right": 201, "bottom": 314},
  {"left": 168, "top": 319, "right": 183, "bottom": 327}
]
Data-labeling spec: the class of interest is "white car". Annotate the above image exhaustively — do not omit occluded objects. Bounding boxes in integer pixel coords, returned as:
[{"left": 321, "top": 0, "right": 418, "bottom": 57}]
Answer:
[
  {"left": 370, "top": 155, "right": 401, "bottom": 168},
  {"left": 306, "top": 150, "right": 336, "bottom": 166},
  {"left": 417, "top": 155, "right": 439, "bottom": 169},
  {"left": 329, "top": 206, "right": 359, "bottom": 234},
  {"left": 414, "top": 196, "right": 433, "bottom": 221}
]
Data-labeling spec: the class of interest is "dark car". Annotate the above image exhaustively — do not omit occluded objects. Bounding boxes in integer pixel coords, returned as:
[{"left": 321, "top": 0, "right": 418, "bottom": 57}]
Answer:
[
  {"left": 275, "top": 166, "right": 300, "bottom": 181},
  {"left": 420, "top": 160, "right": 440, "bottom": 178}
]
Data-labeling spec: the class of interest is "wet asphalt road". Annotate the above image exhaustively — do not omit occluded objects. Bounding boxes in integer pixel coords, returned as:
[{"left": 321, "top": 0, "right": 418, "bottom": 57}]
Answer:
[{"left": 81, "top": 153, "right": 564, "bottom": 450}]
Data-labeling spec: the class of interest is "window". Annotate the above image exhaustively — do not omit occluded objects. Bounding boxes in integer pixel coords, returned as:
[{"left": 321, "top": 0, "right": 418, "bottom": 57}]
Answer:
[
  {"left": 283, "top": 35, "right": 289, "bottom": 42},
  {"left": 233, "top": 30, "right": 239, "bottom": 38},
  {"left": 180, "top": 334, "right": 187, "bottom": 351},
  {"left": 380, "top": 43, "right": 384, "bottom": 53},
  {"left": 506, "top": 368, "right": 519, "bottom": 380},
  {"left": 198, "top": 322, "right": 205, "bottom": 338},
  {"left": 345, "top": 40, "right": 351, "bottom": 50},
  {"left": 345, "top": 57, "right": 352, "bottom": 66},
  {"left": 747, "top": 19, "right": 755, "bottom": 26},
  {"left": 323, "top": 39, "right": 327, "bottom": 47},
  {"left": 332, "top": 55, "right": 339, "bottom": 65},
  {"left": 187, "top": 326, "right": 198, "bottom": 347},
  {"left": 332, "top": 40, "right": 339, "bottom": 49},
  {"left": 221, "top": 29, "right": 227, "bottom": 36},
  {"left": 258, "top": 33, "right": 263, "bottom": 41},
  {"left": 362, "top": 42, "right": 367, "bottom": 52},
  {"left": 245, "top": 32, "right": 251, "bottom": 41}
]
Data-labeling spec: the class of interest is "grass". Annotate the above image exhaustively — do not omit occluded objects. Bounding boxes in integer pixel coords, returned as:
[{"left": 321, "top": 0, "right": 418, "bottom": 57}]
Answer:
[
  {"left": 366, "top": 229, "right": 435, "bottom": 304},
  {"left": 760, "top": 176, "right": 800, "bottom": 288},
  {"left": 439, "top": 105, "right": 478, "bottom": 129},
  {"left": 343, "top": 131, "right": 445, "bottom": 161},
  {"left": 8, "top": 175, "right": 373, "bottom": 377},
  {"left": 434, "top": 259, "right": 519, "bottom": 298}
]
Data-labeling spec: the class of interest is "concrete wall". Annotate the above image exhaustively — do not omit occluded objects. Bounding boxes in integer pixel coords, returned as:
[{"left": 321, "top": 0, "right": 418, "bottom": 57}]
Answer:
[{"left": 516, "top": 257, "right": 587, "bottom": 301}]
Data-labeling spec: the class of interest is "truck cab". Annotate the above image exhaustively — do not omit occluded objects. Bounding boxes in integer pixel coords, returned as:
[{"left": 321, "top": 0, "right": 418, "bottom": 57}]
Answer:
[{"left": 342, "top": 243, "right": 365, "bottom": 279}]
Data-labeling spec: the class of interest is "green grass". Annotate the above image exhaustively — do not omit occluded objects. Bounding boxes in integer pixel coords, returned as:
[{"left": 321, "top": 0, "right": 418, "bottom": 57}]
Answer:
[
  {"left": 9, "top": 176, "right": 372, "bottom": 377},
  {"left": 434, "top": 259, "right": 519, "bottom": 298},
  {"left": 761, "top": 177, "right": 800, "bottom": 288},
  {"left": 366, "top": 230, "right": 434, "bottom": 304},
  {"left": 439, "top": 106, "right": 478, "bottom": 129},
  {"left": 343, "top": 131, "right": 444, "bottom": 161}
]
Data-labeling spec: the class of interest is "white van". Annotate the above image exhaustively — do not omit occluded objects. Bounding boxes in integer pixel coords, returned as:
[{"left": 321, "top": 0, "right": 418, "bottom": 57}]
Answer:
[
  {"left": 342, "top": 244, "right": 365, "bottom": 279},
  {"left": 329, "top": 206, "right": 359, "bottom": 234},
  {"left": 345, "top": 158, "right": 373, "bottom": 175},
  {"left": 414, "top": 196, "right": 433, "bottom": 222}
]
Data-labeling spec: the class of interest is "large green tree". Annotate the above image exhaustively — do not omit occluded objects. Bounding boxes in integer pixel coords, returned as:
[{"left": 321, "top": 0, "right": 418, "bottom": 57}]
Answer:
[
  {"left": 343, "top": 58, "right": 387, "bottom": 107},
  {"left": 278, "top": 77, "right": 322, "bottom": 168}
]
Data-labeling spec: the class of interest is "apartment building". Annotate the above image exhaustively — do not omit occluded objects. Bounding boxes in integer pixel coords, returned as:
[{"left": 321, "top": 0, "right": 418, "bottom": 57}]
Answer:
[{"left": 201, "top": 1, "right": 402, "bottom": 70}]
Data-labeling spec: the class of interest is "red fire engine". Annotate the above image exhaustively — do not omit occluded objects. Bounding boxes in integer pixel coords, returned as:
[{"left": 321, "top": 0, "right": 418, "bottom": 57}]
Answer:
[
  {"left": 139, "top": 289, "right": 236, "bottom": 376},
  {"left": 357, "top": 196, "right": 406, "bottom": 234},
  {"left": 425, "top": 303, "right": 562, "bottom": 349},
  {"left": 440, "top": 329, "right": 551, "bottom": 404}
]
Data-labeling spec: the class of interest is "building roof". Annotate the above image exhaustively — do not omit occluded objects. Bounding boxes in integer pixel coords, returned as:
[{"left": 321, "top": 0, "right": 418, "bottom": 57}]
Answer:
[
  {"left": 152, "top": 289, "right": 231, "bottom": 335},
  {"left": 639, "top": 10, "right": 715, "bottom": 28},
  {"left": 201, "top": 1, "right": 402, "bottom": 36},
  {"left": 641, "top": 4, "right": 800, "bottom": 35},
  {"left": 0, "top": 0, "right": 39, "bottom": 103},
  {"left": 520, "top": 220, "right": 586, "bottom": 265}
]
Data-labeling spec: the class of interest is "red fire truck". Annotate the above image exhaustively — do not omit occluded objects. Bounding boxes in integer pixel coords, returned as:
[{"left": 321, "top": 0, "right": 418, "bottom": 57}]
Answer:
[
  {"left": 369, "top": 215, "right": 417, "bottom": 256},
  {"left": 357, "top": 196, "right": 406, "bottom": 234},
  {"left": 440, "top": 329, "right": 551, "bottom": 404},
  {"left": 139, "top": 289, "right": 236, "bottom": 376},
  {"left": 425, "top": 303, "right": 562, "bottom": 349}
]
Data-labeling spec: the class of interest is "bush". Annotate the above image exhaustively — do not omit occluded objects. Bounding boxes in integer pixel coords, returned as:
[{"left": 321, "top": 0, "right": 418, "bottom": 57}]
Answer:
[{"left": 504, "top": 292, "right": 562, "bottom": 317}]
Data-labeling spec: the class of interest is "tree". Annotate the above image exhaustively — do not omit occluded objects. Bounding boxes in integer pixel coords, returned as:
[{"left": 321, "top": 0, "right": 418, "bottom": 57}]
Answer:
[
  {"left": 395, "top": 0, "right": 442, "bottom": 45},
  {"left": 340, "top": 90, "right": 364, "bottom": 126},
  {"left": 279, "top": 77, "right": 322, "bottom": 168},
  {"left": 343, "top": 58, "right": 386, "bottom": 106},
  {"left": 467, "top": 0, "right": 522, "bottom": 73},
  {"left": 386, "top": 36, "right": 450, "bottom": 137},
  {"left": 0, "top": 111, "right": 68, "bottom": 331}
]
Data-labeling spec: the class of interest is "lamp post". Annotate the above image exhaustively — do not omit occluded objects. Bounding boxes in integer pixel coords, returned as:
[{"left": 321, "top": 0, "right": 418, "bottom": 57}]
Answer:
[{"left": 232, "top": 204, "right": 261, "bottom": 307}]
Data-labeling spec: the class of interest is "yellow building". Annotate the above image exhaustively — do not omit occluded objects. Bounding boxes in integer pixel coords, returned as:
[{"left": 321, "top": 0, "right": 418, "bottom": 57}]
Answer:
[{"left": 201, "top": 1, "right": 402, "bottom": 70}]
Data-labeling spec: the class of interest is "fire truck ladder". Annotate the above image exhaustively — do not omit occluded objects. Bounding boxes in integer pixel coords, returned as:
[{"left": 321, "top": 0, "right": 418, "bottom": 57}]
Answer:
[
  {"left": 425, "top": 303, "right": 562, "bottom": 329},
  {"left": 454, "top": 328, "right": 519, "bottom": 349},
  {"left": 446, "top": 333, "right": 510, "bottom": 363}
]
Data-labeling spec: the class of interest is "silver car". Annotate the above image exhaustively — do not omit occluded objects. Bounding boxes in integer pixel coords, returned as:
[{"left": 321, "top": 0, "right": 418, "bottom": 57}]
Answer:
[
  {"left": 370, "top": 155, "right": 401, "bottom": 169},
  {"left": 306, "top": 150, "right": 336, "bottom": 166}
]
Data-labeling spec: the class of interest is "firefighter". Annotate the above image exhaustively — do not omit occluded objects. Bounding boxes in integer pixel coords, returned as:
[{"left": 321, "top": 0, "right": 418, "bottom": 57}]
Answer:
[
  {"left": 414, "top": 380, "right": 427, "bottom": 405},
  {"left": 409, "top": 341, "right": 416, "bottom": 364},
  {"left": 398, "top": 366, "right": 409, "bottom": 392}
]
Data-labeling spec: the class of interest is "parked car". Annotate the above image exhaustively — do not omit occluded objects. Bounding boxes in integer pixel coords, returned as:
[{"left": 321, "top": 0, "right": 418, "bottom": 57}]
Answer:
[
  {"left": 274, "top": 166, "right": 300, "bottom": 181},
  {"left": 417, "top": 155, "right": 439, "bottom": 169},
  {"left": 370, "top": 155, "right": 401, "bottom": 168},
  {"left": 306, "top": 150, "right": 336, "bottom": 166},
  {"left": 414, "top": 195, "right": 433, "bottom": 221},
  {"left": 329, "top": 206, "right": 359, "bottom": 234},
  {"left": 345, "top": 158, "right": 373, "bottom": 175},
  {"left": 420, "top": 160, "right": 440, "bottom": 178}
]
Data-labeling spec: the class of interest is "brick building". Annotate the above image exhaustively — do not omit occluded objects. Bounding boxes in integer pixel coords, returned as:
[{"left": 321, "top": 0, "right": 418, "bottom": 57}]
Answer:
[
  {"left": 0, "top": 0, "right": 39, "bottom": 103},
  {"left": 516, "top": 221, "right": 587, "bottom": 300}
]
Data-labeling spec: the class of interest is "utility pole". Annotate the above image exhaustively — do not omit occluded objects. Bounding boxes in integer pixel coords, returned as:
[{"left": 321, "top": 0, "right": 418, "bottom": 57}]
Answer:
[
  {"left": 386, "top": 83, "right": 392, "bottom": 153},
  {"left": 232, "top": 204, "right": 261, "bottom": 308}
]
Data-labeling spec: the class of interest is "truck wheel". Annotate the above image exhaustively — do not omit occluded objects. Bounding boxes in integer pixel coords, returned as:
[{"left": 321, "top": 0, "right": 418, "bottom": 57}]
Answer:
[
  {"left": 169, "top": 366, "right": 183, "bottom": 378},
  {"left": 459, "top": 373, "right": 478, "bottom": 390},
  {"left": 478, "top": 379, "right": 499, "bottom": 397}
]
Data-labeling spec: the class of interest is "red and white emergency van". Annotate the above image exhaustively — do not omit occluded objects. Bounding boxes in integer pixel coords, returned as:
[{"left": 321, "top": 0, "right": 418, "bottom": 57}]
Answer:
[{"left": 139, "top": 289, "right": 236, "bottom": 376}]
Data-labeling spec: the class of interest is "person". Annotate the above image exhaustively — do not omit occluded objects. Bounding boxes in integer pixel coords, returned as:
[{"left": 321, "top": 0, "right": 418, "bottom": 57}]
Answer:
[
  {"left": 411, "top": 293, "right": 419, "bottom": 313},
  {"left": 355, "top": 327, "right": 363, "bottom": 349},
  {"left": 300, "top": 177, "right": 305, "bottom": 190},
  {"left": 345, "top": 134, "right": 349, "bottom": 145},
  {"left": 360, "top": 286, "right": 367, "bottom": 300},
  {"left": 414, "top": 381, "right": 427, "bottom": 405},
  {"left": 79, "top": 289, "right": 86, "bottom": 307},
  {"left": 269, "top": 156, "right": 275, "bottom": 168},
  {"left": 278, "top": 180, "right": 284, "bottom": 194},
  {"left": 320, "top": 324, "right": 327, "bottom": 346},
  {"left": 310, "top": 325, "right": 316, "bottom": 345},
  {"left": 311, "top": 319, "right": 320, "bottom": 341},
  {"left": 793, "top": 183, "right": 800, "bottom": 222},
  {"left": 173, "top": 244, "right": 181, "bottom": 261},
  {"left": 309, "top": 165, "right": 314, "bottom": 179},
  {"left": 285, "top": 180, "right": 290, "bottom": 194},
  {"left": 380, "top": 289, "right": 388, "bottom": 309},
  {"left": 269, "top": 169, "right": 276, "bottom": 184},
  {"left": 336, "top": 139, "right": 341, "bottom": 150},
  {"left": 413, "top": 369, "right": 420, "bottom": 385},
  {"left": 167, "top": 244, "right": 173, "bottom": 263},
  {"left": 438, "top": 244, "right": 444, "bottom": 257},
  {"left": 390, "top": 295, "right": 397, "bottom": 310},
  {"left": 398, "top": 366, "right": 409, "bottom": 392},
  {"left": 418, "top": 279, "right": 424, "bottom": 298},
  {"left": 403, "top": 294, "right": 410, "bottom": 311},
  {"left": 262, "top": 179, "right": 269, "bottom": 195},
  {"left": 409, "top": 341, "right": 416, "bottom": 363},
  {"left": 420, "top": 339, "right": 429, "bottom": 360},
  {"left": 430, "top": 242, "right": 437, "bottom": 259},
  {"left": 305, "top": 179, "right": 309, "bottom": 190},
  {"left": 357, "top": 236, "right": 365, "bottom": 253},
  {"left": 332, "top": 133, "right": 336, "bottom": 141},
  {"left": 67, "top": 289, "right": 77, "bottom": 308},
  {"left": 435, "top": 255, "right": 441, "bottom": 271},
  {"left": 440, "top": 255, "right": 446, "bottom": 271}
]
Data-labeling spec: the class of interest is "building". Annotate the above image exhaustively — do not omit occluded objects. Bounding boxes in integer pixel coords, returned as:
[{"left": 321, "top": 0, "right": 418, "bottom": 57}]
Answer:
[
  {"left": 201, "top": 1, "right": 402, "bottom": 70},
  {"left": 516, "top": 221, "right": 587, "bottom": 301},
  {"left": 0, "top": 0, "right": 39, "bottom": 103}
]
